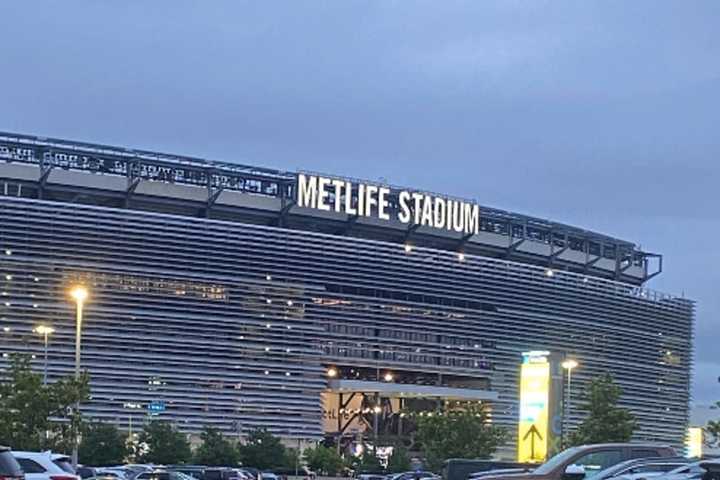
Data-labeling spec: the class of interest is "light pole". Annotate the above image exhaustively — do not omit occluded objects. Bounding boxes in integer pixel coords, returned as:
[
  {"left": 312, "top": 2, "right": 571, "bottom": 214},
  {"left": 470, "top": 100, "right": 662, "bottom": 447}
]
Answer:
[
  {"left": 70, "top": 285, "right": 88, "bottom": 468},
  {"left": 561, "top": 359, "right": 579, "bottom": 447},
  {"left": 33, "top": 325, "right": 55, "bottom": 385}
]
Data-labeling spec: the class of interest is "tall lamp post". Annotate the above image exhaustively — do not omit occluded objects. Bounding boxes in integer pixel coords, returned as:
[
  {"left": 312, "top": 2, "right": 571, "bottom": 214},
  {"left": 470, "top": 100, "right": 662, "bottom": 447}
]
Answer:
[
  {"left": 561, "top": 359, "right": 579, "bottom": 447},
  {"left": 33, "top": 325, "right": 55, "bottom": 385},
  {"left": 70, "top": 285, "right": 89, "bottom": 468}
]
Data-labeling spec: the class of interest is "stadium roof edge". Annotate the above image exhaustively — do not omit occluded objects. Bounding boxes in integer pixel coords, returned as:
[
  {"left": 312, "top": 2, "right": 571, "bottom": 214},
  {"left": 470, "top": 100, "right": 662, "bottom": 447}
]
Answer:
[{"left": 0, "top": 131, "right": 644, "bottom": 248}]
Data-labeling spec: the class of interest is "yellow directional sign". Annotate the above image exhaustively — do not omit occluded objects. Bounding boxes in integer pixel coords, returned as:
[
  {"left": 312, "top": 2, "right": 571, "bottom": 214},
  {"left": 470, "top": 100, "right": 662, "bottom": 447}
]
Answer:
[{"left": 518, "top": 352, "right": 550, "bottom": 463}]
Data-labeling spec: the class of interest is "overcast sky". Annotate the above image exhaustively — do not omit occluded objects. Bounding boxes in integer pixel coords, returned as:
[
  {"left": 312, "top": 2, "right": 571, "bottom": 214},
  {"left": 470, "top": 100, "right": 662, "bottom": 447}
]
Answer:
[{"left": 1, "top": 1, "right": 717, "bottom": 405}]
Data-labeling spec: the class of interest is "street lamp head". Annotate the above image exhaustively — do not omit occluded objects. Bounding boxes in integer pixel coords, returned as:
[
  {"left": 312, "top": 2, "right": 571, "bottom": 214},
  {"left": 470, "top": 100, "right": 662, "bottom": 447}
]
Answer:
[
  {"left": 70, "top": 285, "right": 88, "bottom": 303},
  {"left": 562, "top": 359, "right": 579, "bottom": 370},
  {"left": 34, "top": 325, "right": 55, "bottom": 335}
]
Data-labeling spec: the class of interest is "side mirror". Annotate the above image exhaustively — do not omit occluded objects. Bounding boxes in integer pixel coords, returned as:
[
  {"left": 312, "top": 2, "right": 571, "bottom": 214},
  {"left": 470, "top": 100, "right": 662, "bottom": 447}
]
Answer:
[{"left": 564, "top": 465, "right": 586, "bottom": 480}]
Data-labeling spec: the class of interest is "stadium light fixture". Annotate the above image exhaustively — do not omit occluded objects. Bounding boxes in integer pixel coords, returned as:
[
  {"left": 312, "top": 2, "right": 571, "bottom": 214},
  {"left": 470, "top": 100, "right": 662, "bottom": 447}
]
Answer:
[
  {"left": 458, "top": 252, "right": 465, "bottom": 262},
  {"left": 404, "top": 243, "right": 413, "bottom": 253},
  {"left": 561, "top": 359, "right": 579, "bottom": 448},
  {"left": 69, "top": 284, "right": 88, "bottom": 468},
  {"left": 384, "top": 372, "right": 394, "bottom": 382},
  {"left": 327, "top": 366, "right": 338, "bottom": 378},
  {"left": 33, "top": 325, "right": 55, "bottom": 385}
]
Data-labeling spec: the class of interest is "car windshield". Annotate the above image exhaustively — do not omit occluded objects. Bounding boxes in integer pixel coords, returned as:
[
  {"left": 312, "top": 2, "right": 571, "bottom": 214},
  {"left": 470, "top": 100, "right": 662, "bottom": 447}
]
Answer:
[
  {"left": 534, "top": 447, "right": 583, "bottom": 475},
  {"left": 54, "top": 459, "right": 77, "bottom": 474}
]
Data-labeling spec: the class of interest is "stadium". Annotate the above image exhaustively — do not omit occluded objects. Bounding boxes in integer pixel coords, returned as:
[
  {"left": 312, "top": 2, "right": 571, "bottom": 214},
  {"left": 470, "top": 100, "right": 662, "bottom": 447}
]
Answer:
[{"left": 0, "top": 132, "right": 693, "bottom": 454}]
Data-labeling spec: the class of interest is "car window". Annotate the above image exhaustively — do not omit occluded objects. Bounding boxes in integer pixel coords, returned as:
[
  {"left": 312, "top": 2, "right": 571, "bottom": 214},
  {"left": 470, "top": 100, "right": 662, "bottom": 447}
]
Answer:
[
  {"left": 573, "top": 450, "right": 624, "bottom": 479},
  {"left": 0, "top": 453, "right": 23, "bottom": 477},
  {"left": 630, "top": 450, "right": 662, "bottom": 460},
  {"left": 17, "top": 459, "right": 47, "bottom": 474},
  {"left": 535, "top": 447, "right": 583, "bottom": 475},
  {"left": 54, "top": 459, "right": 76, "bottom": 474}
]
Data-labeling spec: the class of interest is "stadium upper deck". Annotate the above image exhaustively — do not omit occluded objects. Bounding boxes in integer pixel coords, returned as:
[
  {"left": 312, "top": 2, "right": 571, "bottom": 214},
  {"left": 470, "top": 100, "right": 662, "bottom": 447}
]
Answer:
[{"left": 0, "top": 131, "right": 662, "bottom": 286}]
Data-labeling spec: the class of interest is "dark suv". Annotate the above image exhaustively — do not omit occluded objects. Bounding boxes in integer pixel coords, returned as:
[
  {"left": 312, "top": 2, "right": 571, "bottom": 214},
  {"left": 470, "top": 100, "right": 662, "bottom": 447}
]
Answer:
[
  {"left": 479, "top": 444, "right": 677, "bottom": 480},
  {"left": 0, "top": 447, "right": 24, "bottom": 480}
]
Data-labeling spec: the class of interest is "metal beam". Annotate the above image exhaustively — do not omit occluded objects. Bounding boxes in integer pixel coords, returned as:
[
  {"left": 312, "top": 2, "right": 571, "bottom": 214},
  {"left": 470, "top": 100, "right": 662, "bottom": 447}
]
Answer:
[
  {"left": 207, "top": 188, "right": 224, "bottom": 208},
  {"left": 457, "top": 232, "right": 474, "bottom": 249},
  {"left": 504, "top": 238, "right": 525, "bottom": 258},
  {"left": 585, "top": 255, "right": 603, "bottom": 268},
  {"left": 37, "top": 165, "right": 53, "bottom": 199},
  {"left": 274, "top": 199, "right": 296, "bottom": 227},
  {"left": 403, "top": 223, "right": 420, "bottom": 243},
  {"left": 550, "top": 246, "right": 569, "bottom": 260},
  {"left": 337, "top": 214, "right": 359, "bottom": 235}
]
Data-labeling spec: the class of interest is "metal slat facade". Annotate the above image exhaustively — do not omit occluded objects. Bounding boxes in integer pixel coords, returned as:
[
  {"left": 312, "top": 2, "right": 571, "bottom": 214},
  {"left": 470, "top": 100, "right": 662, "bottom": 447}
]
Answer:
[{"left": 0, "top": 196, "right": 693, "bottom": 447}]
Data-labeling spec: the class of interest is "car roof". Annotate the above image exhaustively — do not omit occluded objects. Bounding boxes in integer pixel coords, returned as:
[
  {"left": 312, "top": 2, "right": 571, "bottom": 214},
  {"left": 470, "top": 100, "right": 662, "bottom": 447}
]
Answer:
[{"left": 575, "top": 443, "right": 674, "bottom": 449}]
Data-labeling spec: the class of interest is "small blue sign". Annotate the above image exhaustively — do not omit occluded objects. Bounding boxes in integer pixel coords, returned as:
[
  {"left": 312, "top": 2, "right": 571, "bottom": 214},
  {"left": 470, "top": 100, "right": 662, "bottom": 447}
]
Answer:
[{"left": 148, "top": 401, "right": 166, "bottom": 415}]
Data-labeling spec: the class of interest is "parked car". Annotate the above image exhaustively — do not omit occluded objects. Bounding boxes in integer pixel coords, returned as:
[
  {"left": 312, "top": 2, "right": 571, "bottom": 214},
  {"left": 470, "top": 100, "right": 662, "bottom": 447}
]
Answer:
[
  {"left": 76, "top": 468, "right": 97, "bottom": 480},
  {"left": 135, "top": 472, "right": 196, "bottom": 480},
  {"left": 388, "top": 472, "right": 440, "bottom": 480},
  {"left": 591, "top": 458, "right": 691, "bottom": 480},
  {"left": 0, "top": 447, "right": 24, "bottom": 480},
  {"left": 649, "top": 460, "right": 720, "bottom": 480},
  {"left": 11, "top": 452, "right": 79, "bottom": 480},
  {"left": 445, "top": 460, "right": 535, "bottom": 480},
  {"left": 95, "top": 469, "right": 130, "bottom": 480},
  {"left": 473, "top": 444, "right": 677, "bottom": 480}
]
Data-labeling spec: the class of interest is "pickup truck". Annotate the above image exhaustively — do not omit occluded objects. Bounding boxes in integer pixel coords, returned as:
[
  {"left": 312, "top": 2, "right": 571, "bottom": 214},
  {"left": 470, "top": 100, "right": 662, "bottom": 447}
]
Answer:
[{"left": 477, "top": 444, "right": 677, "bottom": 480}]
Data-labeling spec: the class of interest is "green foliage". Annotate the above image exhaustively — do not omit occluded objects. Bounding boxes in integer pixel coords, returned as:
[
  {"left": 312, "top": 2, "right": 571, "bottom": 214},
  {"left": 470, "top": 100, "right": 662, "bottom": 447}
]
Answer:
[
  {"left": 386, "top": 444, "right": 411, "bottom": 473},
  {"left": 568, "top": 373, "right": 637, "bottom": 446},
  {"left": 136, "top": 420, "right": 192, "bottom": 464},
  {"left": 238, "top": 428, "right": 286, "bottom": 470},
  {"left": 194, "top": 426, "right": 240, "bottom": 466},
  {"left": 80, "top": 422, "right": 130, "bottom": 466},
  {"left": 415, "top": 405, "right": 507, "bottom": 471},
  {"left": 304, "top": 445, "right": 344, "bottom": 476},
  {"left": 705, "top": 401, "right": 720, "bottom": 447},
  {"left": 282, "top": 448, "right": 301, "bottom": 471},
  {"left": 0, "top": 354, "right": 90, "bottom": 451},
  {"left": 360, "top": 450, "right": 384, "bottom": 473}
]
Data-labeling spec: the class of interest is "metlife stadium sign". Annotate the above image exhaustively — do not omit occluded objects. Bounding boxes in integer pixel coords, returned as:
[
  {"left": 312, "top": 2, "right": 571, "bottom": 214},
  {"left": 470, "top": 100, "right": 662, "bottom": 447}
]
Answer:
[{"left": 296, "top": 173, "right": 480, "bottom": 235}]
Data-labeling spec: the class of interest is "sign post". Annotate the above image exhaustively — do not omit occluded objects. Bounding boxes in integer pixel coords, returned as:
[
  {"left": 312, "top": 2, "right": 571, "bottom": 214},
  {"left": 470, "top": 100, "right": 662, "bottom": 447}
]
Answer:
[{"left": 518, "top": 351, "right": 551, "bottom": 463}]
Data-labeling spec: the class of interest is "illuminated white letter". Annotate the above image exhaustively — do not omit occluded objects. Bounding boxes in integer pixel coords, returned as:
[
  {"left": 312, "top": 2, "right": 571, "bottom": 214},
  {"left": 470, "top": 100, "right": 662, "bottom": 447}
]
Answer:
[
  {"left": 464, "top": 203, "right": 480, "bottom": 235},
  {"left": 398, "top": 191, "right": 411, "bottom": 223},
  {"left": 452, "top": 200, "right": 465, "bottom": 232},
  {"left": 317, "top": 177, "right": 331, "bottom": 211},
  {"left": 332, "top": 179, "right": 345, "bottom": 213},
  {"left": 344, "top": 181, "right": 357, "bottom": 215},
  {"left": 297, "top": 174, "right": 317, "bottom": 208},
  {"left": 366, "top": 185, "right": 378, "bottom": 217},
  {"left": 434, "top": 198, "right": 446, "bottom": 229},
  {"left": 421, "top": 196, "right": 433, "bottom": 226},
  {"left": 412, "top": 193, "right": 424, "bottom": 224},
  {"left": 378, "top": 187, "right": 390, "bottom": 220},
  {"left": 358, "top": 184, "right": 366, "bottom": 216}
]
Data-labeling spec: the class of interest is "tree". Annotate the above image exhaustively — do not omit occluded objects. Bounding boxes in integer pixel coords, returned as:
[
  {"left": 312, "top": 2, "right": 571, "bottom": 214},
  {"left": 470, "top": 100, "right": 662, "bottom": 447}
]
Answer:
[
  {"left": 80, "top": 422, "right": 130, "bottom": 466},
  {"left": 705, "top": 401, "right": 720, "bottom": 448},
  {"left": 415, "top": 405, "right": 507, "bottom": 471},
  {"left": 238, "top": 429, "right": 286, "bottom": 470},
  {"left": 303, "top": 445, "right": 344, "bottom": 476},
  {"left": 568, "top": 373, "right": 636, "bottom": 446},
  {"left": 282, "top": 448, "right": 301, "bottom": 471},
  {"left": 357, "top": 450, "right": 383, "bottom": 473},
  {"left": 0, "top": 354, "right": 90, "bottom": 451},
  {"left": 194, "top": 426, "right": 240, "bottom": 466},
  {"left": 136, "top": 420, "right": 192, "bottom": 464},
  {"left": 386, "top": 444, "right": 411, "bottom": 473}
]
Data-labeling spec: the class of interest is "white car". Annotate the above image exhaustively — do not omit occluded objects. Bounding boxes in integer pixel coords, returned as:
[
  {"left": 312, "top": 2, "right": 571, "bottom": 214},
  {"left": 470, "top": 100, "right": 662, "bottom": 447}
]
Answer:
[{"left": 12, "top": 452, "right": 79, "bottom": 480}]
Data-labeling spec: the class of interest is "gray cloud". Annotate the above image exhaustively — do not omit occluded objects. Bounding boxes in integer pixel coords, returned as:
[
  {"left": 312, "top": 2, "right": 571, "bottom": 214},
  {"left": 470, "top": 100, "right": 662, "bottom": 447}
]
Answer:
[{"left": 1, "top": 0, "right": 718, "bottom": 404}]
